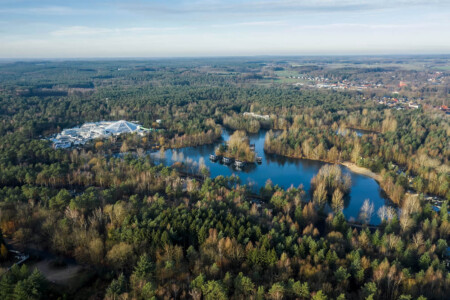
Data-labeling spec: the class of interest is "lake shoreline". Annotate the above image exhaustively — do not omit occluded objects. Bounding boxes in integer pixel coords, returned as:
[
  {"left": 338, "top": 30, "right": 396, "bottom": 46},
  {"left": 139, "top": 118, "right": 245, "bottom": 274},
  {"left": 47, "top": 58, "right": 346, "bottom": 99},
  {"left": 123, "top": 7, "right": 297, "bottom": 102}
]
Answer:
[
  {"left": 152, "top": 128, "right": 393, "bottom": 224},
  {"left": 340, "top": 161, "right": 382, "bottom": 182},
  {"left": 264, "top": 149, "right": 382, "bottom": 182},
  {"left": 345, "top": 126, "right": 381, "bottom": 134}
]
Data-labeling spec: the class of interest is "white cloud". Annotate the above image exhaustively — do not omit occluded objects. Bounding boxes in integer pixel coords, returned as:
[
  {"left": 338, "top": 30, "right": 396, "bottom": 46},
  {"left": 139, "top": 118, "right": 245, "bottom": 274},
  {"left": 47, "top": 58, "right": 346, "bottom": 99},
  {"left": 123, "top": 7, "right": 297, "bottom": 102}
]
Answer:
[
  {"left": 51, "top": 26, "right": 112, "bottom": 36},
  {"left": 292, "top": 22, "right": 440, "bottom": 30},
  {"left": 0, "top": 0, "right": 449, "bottom": 57},
  {"left": 123, "top": 0, "right": 448, "bottom": 17},
  {"left": 0, "top": 6, "right": 85, "bottom": 15},
  {"left": 3, "top": 23, "right": 449, "bottom": 58},
  {"left": 211, "top": 20, "right": 286, "bottom": 28},
  {"left": 51, "top": 26, "right": 189, "bottom": 37}
]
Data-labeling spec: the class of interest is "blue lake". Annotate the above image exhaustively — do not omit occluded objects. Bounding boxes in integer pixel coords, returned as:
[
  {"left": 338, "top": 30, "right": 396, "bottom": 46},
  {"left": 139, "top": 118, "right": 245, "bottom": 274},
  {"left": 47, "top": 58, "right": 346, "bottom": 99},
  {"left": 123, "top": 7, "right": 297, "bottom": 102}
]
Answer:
[{"left": 152, "top": 129, "right": 390, "bottom": 224}]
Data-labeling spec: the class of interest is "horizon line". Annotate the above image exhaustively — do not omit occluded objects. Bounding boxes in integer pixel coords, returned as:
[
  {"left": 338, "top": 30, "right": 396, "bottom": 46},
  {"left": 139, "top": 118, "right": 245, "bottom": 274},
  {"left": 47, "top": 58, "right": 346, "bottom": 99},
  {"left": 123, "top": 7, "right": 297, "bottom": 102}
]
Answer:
[{"left": 1, "top": 53, "right": 450, "bottom": 62}]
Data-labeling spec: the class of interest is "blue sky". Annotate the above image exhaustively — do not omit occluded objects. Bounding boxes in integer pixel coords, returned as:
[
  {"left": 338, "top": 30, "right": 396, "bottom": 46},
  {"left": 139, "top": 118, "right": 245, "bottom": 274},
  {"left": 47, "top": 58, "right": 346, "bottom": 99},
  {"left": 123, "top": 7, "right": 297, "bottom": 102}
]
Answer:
[{"left": 0, "top": 0, "right": 449, "bottom": 58}]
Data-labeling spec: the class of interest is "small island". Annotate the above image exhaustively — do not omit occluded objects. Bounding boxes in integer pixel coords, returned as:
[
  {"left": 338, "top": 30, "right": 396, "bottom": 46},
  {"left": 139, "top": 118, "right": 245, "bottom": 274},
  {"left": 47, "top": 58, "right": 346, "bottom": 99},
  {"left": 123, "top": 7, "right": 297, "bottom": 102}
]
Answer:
[{"left": 214, "top": 130, "right": 256, "bottom": 165}]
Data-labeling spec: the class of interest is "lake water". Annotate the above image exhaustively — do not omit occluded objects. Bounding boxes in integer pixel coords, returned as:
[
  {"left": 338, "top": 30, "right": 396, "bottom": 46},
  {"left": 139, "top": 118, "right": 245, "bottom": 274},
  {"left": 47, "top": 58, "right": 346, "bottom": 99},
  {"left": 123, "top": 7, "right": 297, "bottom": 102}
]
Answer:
[{"left": 151, "top": 129, "right": 389, "bottom": 224}]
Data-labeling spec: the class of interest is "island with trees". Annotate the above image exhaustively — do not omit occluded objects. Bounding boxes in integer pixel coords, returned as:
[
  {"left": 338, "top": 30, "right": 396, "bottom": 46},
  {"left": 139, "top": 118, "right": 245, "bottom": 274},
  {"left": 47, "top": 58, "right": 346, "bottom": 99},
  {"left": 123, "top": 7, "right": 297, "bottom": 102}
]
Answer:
[{"left": 214, "top": 130, "right": 256, "bottom": 165}]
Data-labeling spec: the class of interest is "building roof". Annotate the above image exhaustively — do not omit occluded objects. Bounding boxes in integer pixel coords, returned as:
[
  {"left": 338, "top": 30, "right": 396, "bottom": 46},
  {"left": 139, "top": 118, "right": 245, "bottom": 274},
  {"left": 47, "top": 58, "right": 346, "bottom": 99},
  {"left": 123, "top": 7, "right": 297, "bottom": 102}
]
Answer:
[{"left": 105, "top": 120, "right": 139, "bottom": 134}]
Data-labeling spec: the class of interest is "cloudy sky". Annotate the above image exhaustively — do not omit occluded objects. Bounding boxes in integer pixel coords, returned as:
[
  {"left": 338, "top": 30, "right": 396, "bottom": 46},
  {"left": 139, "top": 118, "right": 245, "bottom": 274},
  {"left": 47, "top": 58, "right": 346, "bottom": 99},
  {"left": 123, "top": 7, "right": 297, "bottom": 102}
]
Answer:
[{"left": 0, "top": 0, "right": 449, "bottom": 58}]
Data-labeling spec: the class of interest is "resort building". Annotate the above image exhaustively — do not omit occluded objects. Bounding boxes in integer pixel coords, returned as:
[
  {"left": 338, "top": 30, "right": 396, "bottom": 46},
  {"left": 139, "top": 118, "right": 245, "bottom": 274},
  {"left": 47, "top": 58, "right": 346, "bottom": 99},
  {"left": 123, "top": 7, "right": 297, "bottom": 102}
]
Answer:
[{"left": 50, "top": 120, "right": 149, "bottom": 149}]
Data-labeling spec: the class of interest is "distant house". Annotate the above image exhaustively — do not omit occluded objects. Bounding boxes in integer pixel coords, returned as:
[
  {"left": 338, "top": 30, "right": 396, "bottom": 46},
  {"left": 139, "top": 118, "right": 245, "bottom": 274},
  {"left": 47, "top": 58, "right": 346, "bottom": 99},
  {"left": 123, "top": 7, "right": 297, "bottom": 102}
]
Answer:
[
  {"left": 243, "top": 112, "right": 270, "bottom": 120},
  {"left": 408, "top": 102, "right": 420, "bottom": 109},
  {"left": 222, "top": 157, "right": 232, "bottom": 164},
  {"left": 234, "top": 160, "right": 245, "bottom": 168}
]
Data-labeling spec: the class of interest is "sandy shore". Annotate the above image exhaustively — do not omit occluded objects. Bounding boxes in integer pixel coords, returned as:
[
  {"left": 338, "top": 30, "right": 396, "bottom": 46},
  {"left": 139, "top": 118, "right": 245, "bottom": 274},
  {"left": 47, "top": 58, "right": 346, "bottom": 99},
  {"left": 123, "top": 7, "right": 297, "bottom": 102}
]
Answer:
[{"left": 340, "top": 162, "right": 382, "bottom": 182}]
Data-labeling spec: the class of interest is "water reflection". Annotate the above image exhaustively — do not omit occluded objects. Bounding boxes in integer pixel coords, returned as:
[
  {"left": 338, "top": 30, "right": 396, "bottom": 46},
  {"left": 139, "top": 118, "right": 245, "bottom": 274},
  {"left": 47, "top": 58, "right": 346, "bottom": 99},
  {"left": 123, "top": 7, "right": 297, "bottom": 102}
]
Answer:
[{"left": 150, "top": 128, "right": 389, "bottom": 224}]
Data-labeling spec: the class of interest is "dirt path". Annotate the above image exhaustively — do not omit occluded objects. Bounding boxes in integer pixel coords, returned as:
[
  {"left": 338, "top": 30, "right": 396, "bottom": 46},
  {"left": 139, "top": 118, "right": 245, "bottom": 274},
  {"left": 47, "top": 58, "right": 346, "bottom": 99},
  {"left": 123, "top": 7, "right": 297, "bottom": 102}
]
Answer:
[
  {"left": 340, "top": 162, "right": 382, "bottom": 182},
  {"left": 4, "top": 239, "right": 85, "bottom": 286},
  {"left": 30, "top": 260, "right": 82, "bottom": 285}
]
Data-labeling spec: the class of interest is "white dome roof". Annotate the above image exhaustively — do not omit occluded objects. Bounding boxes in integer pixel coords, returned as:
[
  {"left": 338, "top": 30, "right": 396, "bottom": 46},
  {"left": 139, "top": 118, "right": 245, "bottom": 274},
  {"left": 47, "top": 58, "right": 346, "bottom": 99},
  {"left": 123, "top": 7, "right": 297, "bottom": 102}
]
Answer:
[{"left": 105, "top": 120, "right": 139, "bottom": 133}]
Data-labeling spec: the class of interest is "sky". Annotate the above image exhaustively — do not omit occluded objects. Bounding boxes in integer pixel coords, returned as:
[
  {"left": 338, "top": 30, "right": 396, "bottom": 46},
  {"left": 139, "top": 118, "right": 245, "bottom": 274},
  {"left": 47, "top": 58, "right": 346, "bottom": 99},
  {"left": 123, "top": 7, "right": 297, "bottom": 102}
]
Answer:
[{"left": 0, "top": 0, "right": 450, "bottom": 58}]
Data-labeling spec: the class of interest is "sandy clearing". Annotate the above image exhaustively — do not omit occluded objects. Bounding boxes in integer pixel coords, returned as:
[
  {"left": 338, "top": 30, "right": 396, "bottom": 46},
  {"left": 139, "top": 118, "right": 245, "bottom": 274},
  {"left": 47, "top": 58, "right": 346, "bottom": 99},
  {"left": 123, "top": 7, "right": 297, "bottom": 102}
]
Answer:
[{"left": 341, "top": 162, "right": 382, "bottom": 182}]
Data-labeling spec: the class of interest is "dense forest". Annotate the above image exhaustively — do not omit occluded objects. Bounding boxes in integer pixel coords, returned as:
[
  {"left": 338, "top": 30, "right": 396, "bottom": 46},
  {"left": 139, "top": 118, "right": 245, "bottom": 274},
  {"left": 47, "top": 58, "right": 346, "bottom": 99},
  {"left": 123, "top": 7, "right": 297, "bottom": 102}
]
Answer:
[
  {"left": 0, "top": 58, "right": 449, "bottom": 299},
  {"left": 264, "top": 107, "right": 449, "bottom": 201}
]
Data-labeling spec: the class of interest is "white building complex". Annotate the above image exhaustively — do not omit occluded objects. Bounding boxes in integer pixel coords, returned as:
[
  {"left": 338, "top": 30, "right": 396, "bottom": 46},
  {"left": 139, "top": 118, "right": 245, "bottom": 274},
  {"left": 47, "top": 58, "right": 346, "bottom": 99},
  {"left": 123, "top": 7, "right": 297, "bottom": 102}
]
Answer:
[
  {"left": 50, "top": 120, "right": 149, "bottom": 149},
  {"left": 243, "top": 112, "right": 270, "bottom": 120}
]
